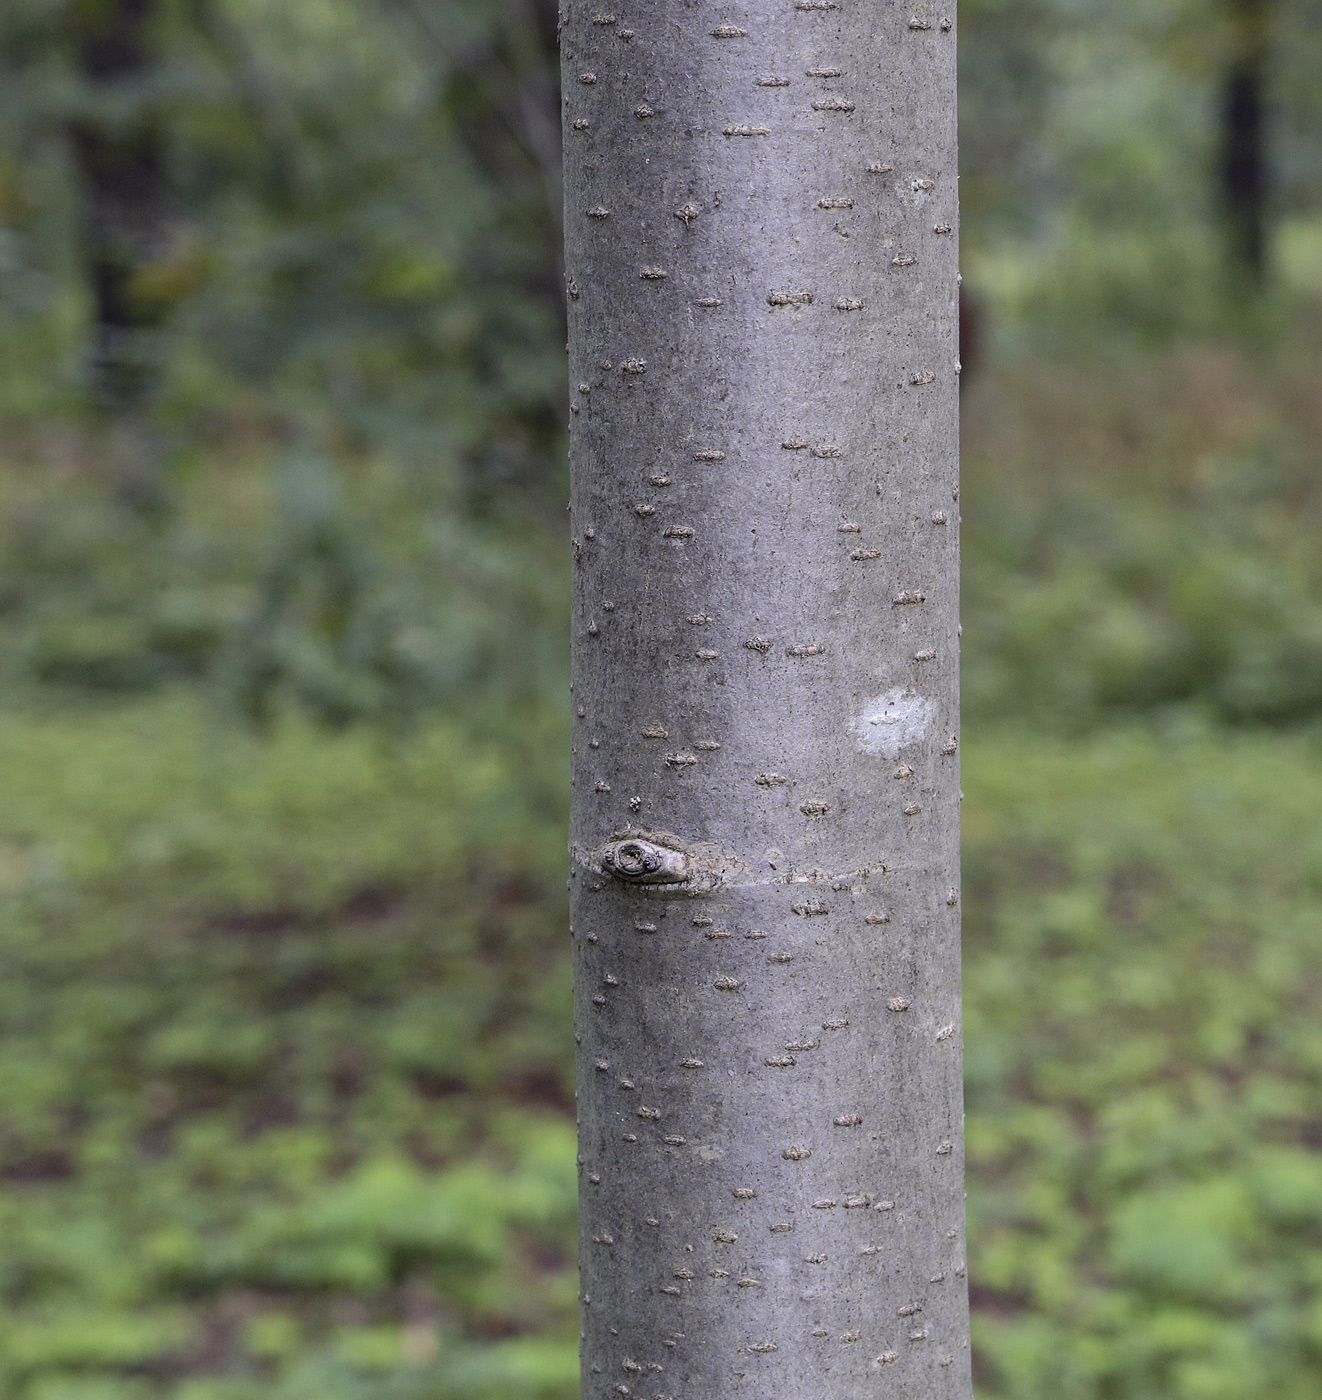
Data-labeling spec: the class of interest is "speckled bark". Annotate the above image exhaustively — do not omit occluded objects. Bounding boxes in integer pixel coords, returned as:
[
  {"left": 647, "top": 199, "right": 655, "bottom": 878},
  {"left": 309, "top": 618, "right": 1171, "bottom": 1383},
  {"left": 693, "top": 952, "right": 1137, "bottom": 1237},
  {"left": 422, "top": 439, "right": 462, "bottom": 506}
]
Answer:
[{"left": 564, "top": 0, "right": 967, "bottom": 1395}]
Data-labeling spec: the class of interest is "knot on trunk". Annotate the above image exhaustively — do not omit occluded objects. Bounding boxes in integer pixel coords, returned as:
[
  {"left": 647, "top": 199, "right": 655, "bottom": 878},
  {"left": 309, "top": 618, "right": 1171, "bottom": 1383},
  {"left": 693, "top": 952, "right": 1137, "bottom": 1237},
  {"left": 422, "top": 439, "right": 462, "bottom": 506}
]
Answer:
[{"left": 600, "top": 839, "right": 690, "bottom": 884}]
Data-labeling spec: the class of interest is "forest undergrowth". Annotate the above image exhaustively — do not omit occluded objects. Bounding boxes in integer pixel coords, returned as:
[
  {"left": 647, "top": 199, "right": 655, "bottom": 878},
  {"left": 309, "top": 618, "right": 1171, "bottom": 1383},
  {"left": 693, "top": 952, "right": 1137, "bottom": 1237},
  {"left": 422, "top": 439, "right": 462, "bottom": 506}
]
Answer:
[
  {"left": 0, "top": 334, "right": 1319, "bottom": 1398},
  {"left": 3, "top": 0, "right": 1322, "bottom": 1390}
]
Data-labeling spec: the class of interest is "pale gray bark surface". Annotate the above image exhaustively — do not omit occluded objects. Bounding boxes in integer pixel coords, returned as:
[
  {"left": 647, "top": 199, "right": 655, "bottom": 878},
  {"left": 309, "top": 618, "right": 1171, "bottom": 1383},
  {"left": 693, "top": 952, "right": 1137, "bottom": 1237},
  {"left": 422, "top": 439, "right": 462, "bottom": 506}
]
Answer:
[{"left": 564, "top": 0, "right": 967, "bottom": 1393}]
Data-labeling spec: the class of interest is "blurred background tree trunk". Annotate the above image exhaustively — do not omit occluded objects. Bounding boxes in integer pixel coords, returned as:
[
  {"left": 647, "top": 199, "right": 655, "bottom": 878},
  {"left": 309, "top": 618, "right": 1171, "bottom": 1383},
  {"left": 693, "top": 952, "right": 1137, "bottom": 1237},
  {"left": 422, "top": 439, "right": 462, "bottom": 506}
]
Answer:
[
  {"left": 67, "top": 0, "right": 171, "bottom": 513},
  {"left": 1220, "top": 0, "right": 1272, "bottom": 286}
]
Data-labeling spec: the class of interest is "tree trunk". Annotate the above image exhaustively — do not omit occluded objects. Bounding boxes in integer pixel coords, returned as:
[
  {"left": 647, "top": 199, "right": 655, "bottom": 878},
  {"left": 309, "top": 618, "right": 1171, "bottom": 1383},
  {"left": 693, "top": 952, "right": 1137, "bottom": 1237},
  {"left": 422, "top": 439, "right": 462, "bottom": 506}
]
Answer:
[
  {"left": 68, "top": 0, "right": 170, "bottom": 511},
  {"left": 1220, "top": 0, "right": 1270, "bottom": 286},
  {"left": 565, "top": 1, "right": 968, "bottom": 1396}
]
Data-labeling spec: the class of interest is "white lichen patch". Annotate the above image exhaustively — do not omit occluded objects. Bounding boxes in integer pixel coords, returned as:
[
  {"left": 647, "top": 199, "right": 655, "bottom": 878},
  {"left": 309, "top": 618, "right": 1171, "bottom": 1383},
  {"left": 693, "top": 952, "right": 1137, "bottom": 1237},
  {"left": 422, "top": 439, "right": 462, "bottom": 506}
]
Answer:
[{"left": 850, "top": 689, "right": 936, "bottom": 759}]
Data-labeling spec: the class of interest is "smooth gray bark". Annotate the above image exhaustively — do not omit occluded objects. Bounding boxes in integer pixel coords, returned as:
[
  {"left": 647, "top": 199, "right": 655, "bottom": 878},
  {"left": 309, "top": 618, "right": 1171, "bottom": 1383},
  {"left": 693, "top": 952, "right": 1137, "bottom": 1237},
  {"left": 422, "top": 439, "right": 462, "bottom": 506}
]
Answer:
[{"left": 564, "top": 0, "right": 967, "bottom": 1394}]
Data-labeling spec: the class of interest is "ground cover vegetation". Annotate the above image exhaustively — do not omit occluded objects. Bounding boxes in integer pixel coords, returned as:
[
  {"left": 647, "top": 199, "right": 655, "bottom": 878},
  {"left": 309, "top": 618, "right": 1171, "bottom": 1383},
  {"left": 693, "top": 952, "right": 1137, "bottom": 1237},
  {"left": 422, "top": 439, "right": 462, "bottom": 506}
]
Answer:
[{"left": 1, "top": 0, "right": 1322, "bottom": 1396}]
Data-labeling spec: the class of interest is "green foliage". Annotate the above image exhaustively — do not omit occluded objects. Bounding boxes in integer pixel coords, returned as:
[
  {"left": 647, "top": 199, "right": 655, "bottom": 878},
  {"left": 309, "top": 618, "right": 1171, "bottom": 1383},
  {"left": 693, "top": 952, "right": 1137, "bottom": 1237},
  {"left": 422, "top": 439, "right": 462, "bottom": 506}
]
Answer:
[
  {"left": 960, "top": 0, "right": 1322, "bottom": 342},
  {"left": 0, "top": 434, "right": 566, "bottom": 726},
  {"left": 0, "top": 0, "right": 566, "bottom": 506},
  {"left": 962, "top": 339, "right": 1322, "bottom": 726},
  {"left": 0, "top": 698, "right": 575, "bottom": 1398},
  {"left": 964, "top": 725, "right": 1322, "bottom": 1400},
  {"left": 0, "top": 0, "right": 568, "bottom": 726},
  {"left": 0, "top": 0, "right": 1321, "bottom": 1397},
  {"left": 5, "top": 699, "right": 1322, "bottom": 1396}
]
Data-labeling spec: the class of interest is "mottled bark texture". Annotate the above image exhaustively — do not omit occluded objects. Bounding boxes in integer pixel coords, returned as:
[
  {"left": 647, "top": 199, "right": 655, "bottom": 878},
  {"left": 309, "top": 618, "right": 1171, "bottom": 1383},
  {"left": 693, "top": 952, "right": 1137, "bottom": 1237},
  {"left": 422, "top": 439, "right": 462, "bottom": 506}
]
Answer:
[{"left": 564, "top": 1, "right": 967, "bottom": 1395}]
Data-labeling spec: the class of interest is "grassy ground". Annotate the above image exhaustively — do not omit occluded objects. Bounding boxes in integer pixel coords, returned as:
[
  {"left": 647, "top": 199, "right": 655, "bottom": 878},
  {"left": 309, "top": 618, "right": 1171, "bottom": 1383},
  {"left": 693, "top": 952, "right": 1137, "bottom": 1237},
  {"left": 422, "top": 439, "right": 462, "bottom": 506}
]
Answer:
[
  {"left": 0, "top": 699, "right": 576, "bottom": 1400},
  {"left": 0, "top": 333, "right": 1318, "bottom": 1397},
  {"left": 965, "top": 723, "right": 1322, "bottom": 1400},
  {"left": 0, "top": 700, "right": 1319, "bottom": 1397}
]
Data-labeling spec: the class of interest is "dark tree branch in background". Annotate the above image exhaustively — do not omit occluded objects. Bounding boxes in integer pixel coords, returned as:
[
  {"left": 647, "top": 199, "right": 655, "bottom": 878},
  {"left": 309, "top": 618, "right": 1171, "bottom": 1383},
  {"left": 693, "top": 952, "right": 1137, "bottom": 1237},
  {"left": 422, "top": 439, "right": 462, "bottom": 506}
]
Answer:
[
  {"left": 499, "top": 0, "right": 563, "bottom": 229},
  {"left": 1220, "top": 0, "right": 1271, "bottom": 284},
  {"left": 67, "top": 0, "right": 170, "bottom": 487},
  {"left": 188, "top": 0, "right": 312, "bottom": 210},
  {"left": 377, "top": 0, "right": 562, "bottom": 245}
]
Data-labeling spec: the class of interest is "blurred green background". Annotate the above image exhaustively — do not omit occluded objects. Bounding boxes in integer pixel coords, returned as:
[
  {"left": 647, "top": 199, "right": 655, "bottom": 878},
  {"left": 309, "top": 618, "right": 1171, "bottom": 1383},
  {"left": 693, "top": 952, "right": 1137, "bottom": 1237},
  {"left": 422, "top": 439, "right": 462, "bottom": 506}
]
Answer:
[{"left": 0, "top": 0, "right": 1321, "bottom": 1396}]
